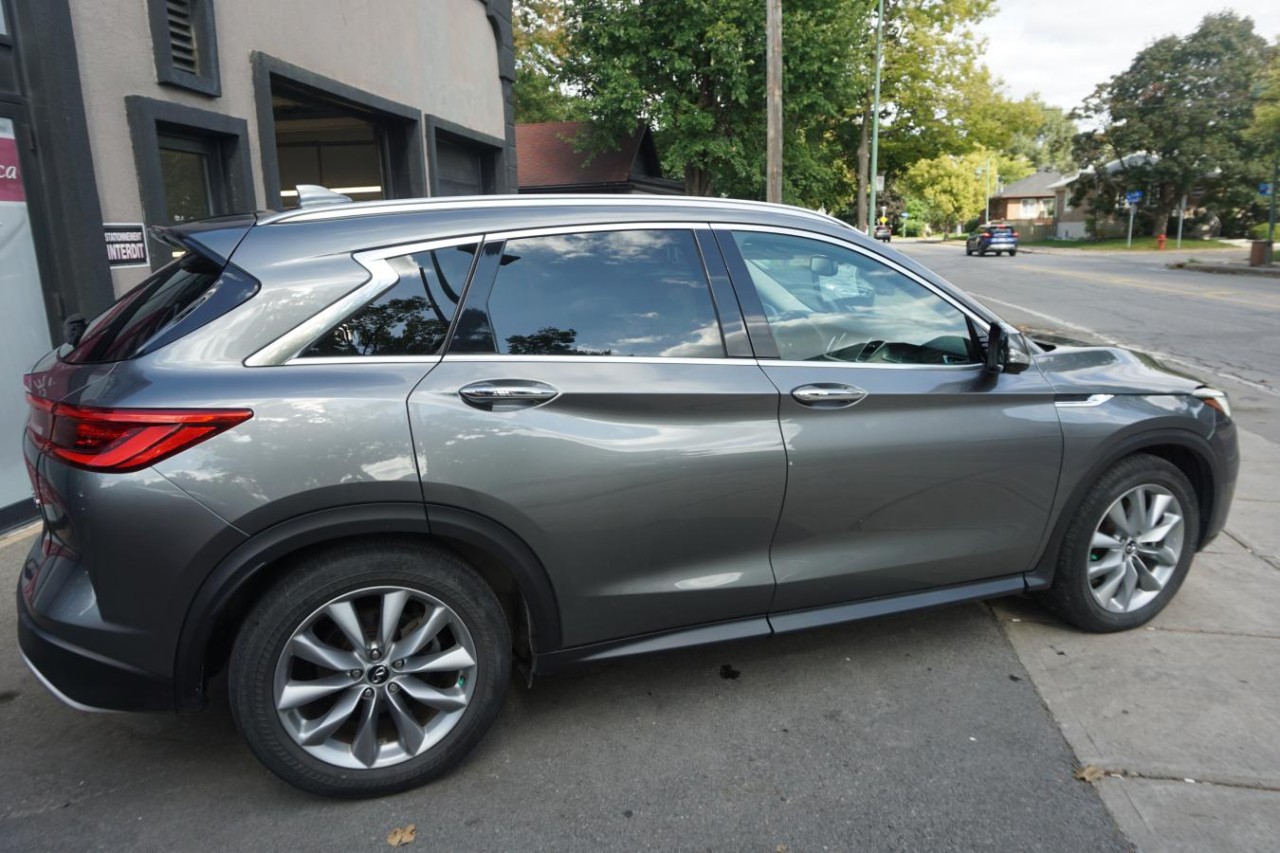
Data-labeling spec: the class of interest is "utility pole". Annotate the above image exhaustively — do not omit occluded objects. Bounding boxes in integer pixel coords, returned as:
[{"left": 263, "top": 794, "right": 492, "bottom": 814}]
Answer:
[
  {"left": 1268, "top": 160, "right": 1278, "bottom": 265},
  {"left": 867, "top": 0, "right": 885, "bottom": 227},
  {"left": 766, "top": 0, "right": 782, "bottom": 204}
]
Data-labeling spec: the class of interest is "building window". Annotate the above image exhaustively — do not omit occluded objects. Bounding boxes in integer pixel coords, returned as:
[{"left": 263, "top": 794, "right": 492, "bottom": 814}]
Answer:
[
  {"left": 0, "top": 1, "right": 9, "bottom": 38},
  {"left": 427, "top": 116, "right": 506, "bottom": 196},
  {"left": 158, "top": 133, "right": 225, "bottom": 223},
  {"left": 148, "top": 0, "right": 221, "bottom": 97}
]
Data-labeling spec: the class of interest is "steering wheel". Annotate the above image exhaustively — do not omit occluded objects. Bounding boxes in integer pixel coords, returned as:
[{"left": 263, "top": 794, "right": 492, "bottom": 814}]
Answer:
[{"left": 854, "top": 340, "right": 886, "bottom": 362}]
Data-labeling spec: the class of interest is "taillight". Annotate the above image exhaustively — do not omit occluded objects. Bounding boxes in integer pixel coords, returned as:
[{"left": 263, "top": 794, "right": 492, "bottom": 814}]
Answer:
[
  {"left": 25, "top": 393, "right": 252, "bottom": 472},
  {"left": 982, "top": 231, "right": 993, "bottom": 238}
]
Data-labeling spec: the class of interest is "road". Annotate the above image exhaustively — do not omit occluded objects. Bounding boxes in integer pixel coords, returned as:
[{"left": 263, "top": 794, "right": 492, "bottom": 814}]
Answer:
[{"left": 896, "top": 241, "right": 1280, "bottom": 443}]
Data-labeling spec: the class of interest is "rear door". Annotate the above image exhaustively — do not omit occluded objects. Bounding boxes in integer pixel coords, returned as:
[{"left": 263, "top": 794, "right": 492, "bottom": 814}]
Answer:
[
  {"left": 408, "top": 225, "right": 787, "bottom": 648},
  {"left": 716, "top": 226, "right": 1062, "bottom": 616}
]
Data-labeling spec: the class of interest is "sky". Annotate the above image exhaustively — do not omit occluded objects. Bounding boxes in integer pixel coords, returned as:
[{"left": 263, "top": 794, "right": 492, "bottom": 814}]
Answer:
[{"left": 980, "top": 2, "right": 1280, "bottom": 113}]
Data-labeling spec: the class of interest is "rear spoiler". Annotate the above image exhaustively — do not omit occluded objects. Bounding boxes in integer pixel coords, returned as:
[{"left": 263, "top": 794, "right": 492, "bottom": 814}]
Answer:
[{"left": 147, "top": 213, "right": 258, "bottom": 267}]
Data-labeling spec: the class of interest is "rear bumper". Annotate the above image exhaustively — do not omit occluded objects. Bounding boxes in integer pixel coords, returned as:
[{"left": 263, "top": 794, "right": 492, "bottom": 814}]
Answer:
[{"left": 17, "top": 584, "right": 174, "bottom": 712}]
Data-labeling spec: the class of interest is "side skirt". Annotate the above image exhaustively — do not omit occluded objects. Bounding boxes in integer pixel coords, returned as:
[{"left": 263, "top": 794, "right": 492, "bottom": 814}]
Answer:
[{"left": 532, "top": 574, "right": 1029, "bottom": 674}]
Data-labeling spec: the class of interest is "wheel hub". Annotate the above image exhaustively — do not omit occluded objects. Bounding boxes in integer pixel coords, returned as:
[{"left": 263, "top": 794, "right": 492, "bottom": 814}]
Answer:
[
  {"left": 1087, "top": 484, "right": 1185, "bottom": 614},
  {"left": 366, "top": 664, "right": 390, "bottom": 685}
]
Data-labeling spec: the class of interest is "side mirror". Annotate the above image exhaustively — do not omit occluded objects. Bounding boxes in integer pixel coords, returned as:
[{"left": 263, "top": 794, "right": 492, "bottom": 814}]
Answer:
[
  {"left": 984, "top": 321, "right": 1033, "bottom": 375},
  {"left": 984, "top": 321, "right": 1007, "bottom": 374},
  {"left": 810, "top": 256, "right": 837, "bottom": 277}
]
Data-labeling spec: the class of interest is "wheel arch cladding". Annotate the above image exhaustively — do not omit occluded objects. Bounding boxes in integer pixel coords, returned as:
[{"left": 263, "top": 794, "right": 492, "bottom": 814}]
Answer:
[
  {"left": 173, "top": 503, "right": 562, "bottom": 710},
  {"left": 1028, "top": 431, "right": 1217, "bottom": 588}
]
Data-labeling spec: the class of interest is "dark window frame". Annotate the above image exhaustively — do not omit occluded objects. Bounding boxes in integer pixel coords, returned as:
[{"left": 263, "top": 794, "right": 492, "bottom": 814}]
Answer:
[
  {"left": 125, "top": 96, "right": 254, "bottom": 270},
  {"left": 146, "top": 0, "right": 221, "bottom": 97},
  {"left": 251, "top": 52, "right": 425, "bottom": 210},
  {"left": 425, "top": 115, "right": 507, "bottom": 196}
]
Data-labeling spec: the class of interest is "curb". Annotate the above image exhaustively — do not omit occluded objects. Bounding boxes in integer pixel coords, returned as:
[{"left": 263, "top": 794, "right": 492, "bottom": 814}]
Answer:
[{"left": 1174, "top": 262, "right": 1280, "bottom": 279}]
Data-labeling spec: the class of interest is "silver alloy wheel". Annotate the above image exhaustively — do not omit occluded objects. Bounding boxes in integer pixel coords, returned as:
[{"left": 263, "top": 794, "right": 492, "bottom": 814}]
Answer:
[
  {"left": 1087, "top": 484, "right": 1185, "bottom": 614},
  {"left": 273, "top": 585, "right": 478, "bottom": 770}
]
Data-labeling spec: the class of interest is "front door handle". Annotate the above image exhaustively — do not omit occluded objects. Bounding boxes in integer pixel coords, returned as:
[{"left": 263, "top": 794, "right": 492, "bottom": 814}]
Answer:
[
  {"left": 459, "top": 380, "right": 560, "bottom": 410},
  {"left": 791, "top": 383, "right": 868, "bottom": 408}
]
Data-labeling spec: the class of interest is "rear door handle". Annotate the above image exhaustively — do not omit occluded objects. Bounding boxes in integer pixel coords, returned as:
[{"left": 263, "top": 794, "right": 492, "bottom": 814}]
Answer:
[
  {"left": 791, "top": 383, "right": 868, "bottom": 408},
  {"left": 459, "top": 380, "right": 560, "bottom": 410}
]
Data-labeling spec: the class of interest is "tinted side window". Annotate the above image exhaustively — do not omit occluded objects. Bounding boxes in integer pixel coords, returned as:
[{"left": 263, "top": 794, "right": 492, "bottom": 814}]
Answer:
[
  {"left": 64, "top": 252, "right": 254, "bottom": 363},
  {"left": 731, "top": 231, "right": 978, "bottom": 365},
  {"left": 302, "top": 244, "right": 478, "bottom": 357},
  {"left": 483, "top": 230, "right": 724, "bottom": 358}
]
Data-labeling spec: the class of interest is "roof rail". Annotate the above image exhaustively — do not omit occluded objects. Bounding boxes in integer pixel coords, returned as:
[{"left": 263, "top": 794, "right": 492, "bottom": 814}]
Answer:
[
  {"left": 259, "top": 192, "right": 856, "bottom": 232},
  {"left": 294, "top": 185, "right": 353, "bottom": 208}
]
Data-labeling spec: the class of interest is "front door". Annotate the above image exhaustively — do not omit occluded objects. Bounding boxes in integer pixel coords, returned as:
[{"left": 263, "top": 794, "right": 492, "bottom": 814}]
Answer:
[
  {"left": 716, "top": 226, "right": 1062, "bottom": 613},
  {"left": 409, "top": 226, "right": 787, "bottom": 648},
  {"left": 0, "top": 109, "right": 53, "bottom": 517}
]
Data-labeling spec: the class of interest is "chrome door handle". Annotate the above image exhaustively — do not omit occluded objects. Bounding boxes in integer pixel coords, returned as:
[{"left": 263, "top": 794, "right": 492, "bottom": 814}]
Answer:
[
  {"left": 791, "top": 383, "right": 868, "bottom": 407},
  {"left": 459, "top": 380, "right": 559, "bottom": 409}
]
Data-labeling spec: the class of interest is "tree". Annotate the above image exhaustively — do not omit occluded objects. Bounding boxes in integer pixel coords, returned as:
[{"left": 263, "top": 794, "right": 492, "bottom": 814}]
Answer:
[
  {"left": 1006, "top": 101, "right": 1077, "bottom": 173},
  {"left": 848, "top": 0, "right": 1001, "bottom": 228},
  {"left": 1249, "top": 47, "right": 1280, "bottom": 243},
  {"left": 899, "top": 148, "right": 1030, "bottom": 232},
  {"left": 1072, "top": 13, "right": 1273, "bottom": 236},
  {"left": 559, "top": 0, "right": 872, "bottom": 209},
  {"left": 513, "top": 0, "right": 578, "bottom": 123}
]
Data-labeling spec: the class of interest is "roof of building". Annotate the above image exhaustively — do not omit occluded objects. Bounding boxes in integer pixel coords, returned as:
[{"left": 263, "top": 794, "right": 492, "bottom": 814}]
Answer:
[
  {"left": 993, "top": 169, "right": 1067, "bottom": 199},
  {"left": 516, "top": 121, "right": 673, "bottom": 190}
]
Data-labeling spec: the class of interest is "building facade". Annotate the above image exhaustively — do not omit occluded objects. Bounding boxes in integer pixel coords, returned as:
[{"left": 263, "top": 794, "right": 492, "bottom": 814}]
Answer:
[{"left": 0, "top": 0, "right": 515, "bottom": 528}]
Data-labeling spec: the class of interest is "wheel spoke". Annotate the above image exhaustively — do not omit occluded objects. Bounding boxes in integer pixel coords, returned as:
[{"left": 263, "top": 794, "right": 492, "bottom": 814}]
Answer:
[
  {"left": 1094, "top": 567, "right": 1125, "bottom": 605},
  {"left": 1138, "top": 515, "right": 1182, "bottom": 544},
  {"left": 324, "top": 600, "right": 367, "bottom": 651},
  {"left": 351, "top": 692, "right": 381, "bottom": 768},
  {"left": 297, "top": 686, "right": 364, "bottom": 745},
  {"left": 385, "top": 689, "right": 426, "bottom": 755},
  {"left": 1147, "top": 493, "right": 1173, "bottom": 528},
  {"left": 401, "top": 645, "right": 476, "bottom": 674},
  {"left": 1107, "top": 501, "right": 1134, "bottom": 536},
  {"left": 1132, "top": 555, "right": 1163, "bottom": 592},
  {"left": 1117, "top": 559, "right": 1139, "bottom": 610},
  {"left": 390, "top": 605, "right": 449, "bottom": 661},
  {"left": 1091, "top": 531, "right": 1123, "bottom": 550},
  {"left": 1088, "top": 551, "right": 1124, "bottom": 579},
  {"left": 278, "top": 673, "right": 358, "bottom": 710},
  {"left": 1126, "top": 489, "right": 1148, "bottom": 537},
  {"left": 379, "top": 590, "right": 409, "bottom": 649},
  {"left": 396, "top": 676, "right": 468, "bottom": 712},
  {"left": 290, "top": 630, "right": 363, "bottom": 672}
]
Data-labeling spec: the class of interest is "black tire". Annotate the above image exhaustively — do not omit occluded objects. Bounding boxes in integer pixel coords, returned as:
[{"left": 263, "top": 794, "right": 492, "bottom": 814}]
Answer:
[
  {"left": 1009, "top": 249, "right": 1017, "bottom": 256},
  {"left": 229, "top": 540, "right": 511, "bottom": 798},
  {"left": 966, "top": 247, "right": 973, "bottom": 256},
  {"left": 1036, "top": 453, "right": 1199, "bottom": 632}
]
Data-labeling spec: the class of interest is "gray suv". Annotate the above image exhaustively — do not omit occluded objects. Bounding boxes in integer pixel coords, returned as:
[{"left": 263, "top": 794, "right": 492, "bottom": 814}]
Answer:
[{"left": 17, "top": 194, "right": 1238, "bottom": 797}]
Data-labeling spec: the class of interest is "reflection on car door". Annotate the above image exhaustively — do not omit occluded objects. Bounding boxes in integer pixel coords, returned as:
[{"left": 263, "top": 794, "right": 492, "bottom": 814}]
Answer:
[
  {"left": 408, "top": 227, "right": 787, "bottom": 648},
  {"left": 716, "top": 226, "right": 1063, "bottom": 615}
]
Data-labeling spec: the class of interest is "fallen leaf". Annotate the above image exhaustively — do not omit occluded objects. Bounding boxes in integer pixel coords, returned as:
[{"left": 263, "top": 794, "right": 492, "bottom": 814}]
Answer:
[
  {"left": 1074, "top": 765, "right": 1105, "bottom": 783},
  {"left": 387, "top": 824, "right": 417, "bottom": 847}
]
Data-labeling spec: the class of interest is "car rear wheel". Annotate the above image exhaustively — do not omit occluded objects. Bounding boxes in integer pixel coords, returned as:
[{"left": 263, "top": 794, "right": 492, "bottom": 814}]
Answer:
[
  {"left": 229, "top": 541, "right": 510, "bottom": 797},
  {"left": 1037, "top": 453, "right": 1199, "bottom": 632},
  {"left": 966, "top": 246, "right": 973, "bottom": 256},
  {"left": 1009, "top": 249, "right": 1017, "bottom": 256}
]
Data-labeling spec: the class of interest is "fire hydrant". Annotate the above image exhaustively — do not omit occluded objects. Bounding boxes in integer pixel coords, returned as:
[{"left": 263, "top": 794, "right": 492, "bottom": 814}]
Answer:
[{"left": 1157, "top": 233, "right": 1167, "bottom": 250}]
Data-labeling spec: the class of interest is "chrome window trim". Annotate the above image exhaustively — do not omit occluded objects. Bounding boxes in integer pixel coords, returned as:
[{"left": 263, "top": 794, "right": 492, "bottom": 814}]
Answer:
[
  {"left": 1055, "top": 394, "right": 1115, "bottom": 408},
  {"left": 764, "top": 359, "right": 983, "bottom": 372},
  {"left": 441, "top": 354, "right": 755, "bottom": 367},
  {"left": 259, "top": 193, "right": 855, "bottom": 233},
  {"left": 245, "top": 234, "right": 482, "bottom": 367},
  {"left": 714, "top": 222, "right": 990, "bottom": 333}
]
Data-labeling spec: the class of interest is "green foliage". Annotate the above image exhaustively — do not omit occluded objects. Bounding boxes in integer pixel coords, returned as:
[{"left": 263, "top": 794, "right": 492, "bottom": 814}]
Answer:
[
  {"left": 1007, "top": 103, "right": 1077, "bottom": 173},
  {"left": 513, "top": 0, "right": 579, "bottom": 123},
  {"left": 1072, "top": 12, "right": 1274, "bottom": 236},
  {"left": 899, "top": 148, "right": 1029, "bottom": 231},
  {"left": 559, "top": 0, "right": 872, "bottom": 209}
]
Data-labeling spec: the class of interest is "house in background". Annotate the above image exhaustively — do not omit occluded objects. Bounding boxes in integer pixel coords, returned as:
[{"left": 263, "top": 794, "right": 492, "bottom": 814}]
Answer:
[
  {"left": 989, "top": 170, "right": 1062, "bottom": 238},
  {"left": 516, "top": 121, "right": 684, "bottom": 195}
]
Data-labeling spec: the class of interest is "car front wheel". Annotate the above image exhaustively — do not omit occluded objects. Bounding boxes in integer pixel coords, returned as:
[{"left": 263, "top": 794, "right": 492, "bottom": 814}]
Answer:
[
  {"left": 229, "top": 541, "right": 511, "bottom": 797},
  {"left": 1038, "top": 453, "right": 1199, "bottom": 632}
]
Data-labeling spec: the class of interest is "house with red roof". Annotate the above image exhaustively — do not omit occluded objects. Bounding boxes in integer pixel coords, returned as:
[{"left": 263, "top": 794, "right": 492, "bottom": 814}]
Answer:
[{"left": 516, "top": 121, "right": 684, "bottom": 195}]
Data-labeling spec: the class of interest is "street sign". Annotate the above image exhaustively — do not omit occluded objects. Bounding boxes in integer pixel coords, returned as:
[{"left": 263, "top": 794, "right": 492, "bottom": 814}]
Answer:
[
  {"left": 1125, "top": 190, "right": 1144, "bottom": 204},
  {"left": 1261, "top": 183, "right": 1274, "bottom": 198}
]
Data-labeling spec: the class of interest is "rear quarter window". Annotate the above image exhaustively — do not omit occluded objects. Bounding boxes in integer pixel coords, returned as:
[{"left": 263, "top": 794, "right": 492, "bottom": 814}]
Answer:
[{"left": 63, "top": 253, "right": 258, "bottom": 363}]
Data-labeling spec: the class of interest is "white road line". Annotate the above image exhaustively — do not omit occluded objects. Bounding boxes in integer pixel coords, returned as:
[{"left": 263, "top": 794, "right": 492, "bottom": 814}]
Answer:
[{"left": 974, "top": 292, "right": 1280, "bottom": 399}]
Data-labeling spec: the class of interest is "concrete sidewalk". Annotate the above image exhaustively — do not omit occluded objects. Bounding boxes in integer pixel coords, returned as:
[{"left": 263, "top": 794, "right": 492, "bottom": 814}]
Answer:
[{"left": 993, "top": 427, "right": 1280, "bottom": 852}]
